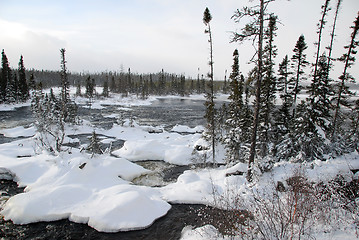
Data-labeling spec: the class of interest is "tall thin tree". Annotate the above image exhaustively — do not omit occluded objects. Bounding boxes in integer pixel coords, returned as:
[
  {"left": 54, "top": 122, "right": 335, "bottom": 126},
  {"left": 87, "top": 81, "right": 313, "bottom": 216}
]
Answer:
[
  {"left": 203, "top": 7, "right": 216, "bottom": 164},
  {"left": 332, "top": 12, "right": 359, "bottom": 139}
]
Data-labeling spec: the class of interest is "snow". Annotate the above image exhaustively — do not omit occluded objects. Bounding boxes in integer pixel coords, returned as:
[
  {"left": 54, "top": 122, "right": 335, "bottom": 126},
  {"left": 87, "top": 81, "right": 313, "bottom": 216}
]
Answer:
[
  {"left": 0, "top": 125, "right": 36, "bottom": 138},
  {"left": 0, "top": 101, "right": 31, "bottom": 111},
  {"left": 1, "top": 93, "right": 358, "bottom": 238},
  {"left": 171, "top": 124, "right": 204, "bottom": 133}
]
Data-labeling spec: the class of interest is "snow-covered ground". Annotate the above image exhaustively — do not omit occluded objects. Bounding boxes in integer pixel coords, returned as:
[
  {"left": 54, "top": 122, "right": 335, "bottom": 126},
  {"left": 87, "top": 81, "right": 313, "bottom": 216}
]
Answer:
[{"left": 1, "top": 93, "right": 358, "bottom": 239}]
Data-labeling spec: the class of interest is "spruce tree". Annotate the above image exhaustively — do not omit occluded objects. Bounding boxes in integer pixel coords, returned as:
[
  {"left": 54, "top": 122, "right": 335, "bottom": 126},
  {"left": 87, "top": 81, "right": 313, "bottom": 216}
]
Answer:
[
  {"left": 292, "top": 101, "right": 325, "bottom": 161},
  {"left": 326, "top": 0, "right": 342, "bottom": 75},
  {"left": 110, "top": 76, "right": 116, "bottom": 93},
  {"left": 102, "top": 78, "right": 109, "bottom": 97},
  {"left": 5, "top": 71, "right": 16, "bottom": 103},
  {"left": 203, "top": 7, "right": 216, "bottom": 164},
  {"left": 274, "top": 55, "right": 293, "bottom": 155},
  {"left": 28, "top": 73, "right": 36, "bottom": 92},
  {"left": 1, "top": 50, "right": 11, "bottom": 103},
  {"left": 18, "top": 55, "right": 29, "bottom": 102},
  {"left": 87, "top": 130, "right": 102, "bottom": 157},
  {"left": 59, "top": 48, "right": 77, "bottom": 124},
  {"left": 313, "top": 0, "right": 331, "bottom": 84},
  {"left": 232, "top": 0, "right": 275, "bottom": 181},
  {"left": 291, "top": 35, "right": 308, "bottom": 116},
  {"left": 332, "top": 12, "right": 359, "bottom": 139},
  {"left": 307, "top": 54, "right": 333, "bottom": 136},
  {"left": 258, "top": 14, "right": 278, "bottom": 156},
  {"left": 225, "top": 49, "right": 243, "bottom": 163}
]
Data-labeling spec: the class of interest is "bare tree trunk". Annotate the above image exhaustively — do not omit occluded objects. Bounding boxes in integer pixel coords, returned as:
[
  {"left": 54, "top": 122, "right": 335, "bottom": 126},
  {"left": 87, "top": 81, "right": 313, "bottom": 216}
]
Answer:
[{"left": 247, "top": 0, "right": 265, "bottom": 182}]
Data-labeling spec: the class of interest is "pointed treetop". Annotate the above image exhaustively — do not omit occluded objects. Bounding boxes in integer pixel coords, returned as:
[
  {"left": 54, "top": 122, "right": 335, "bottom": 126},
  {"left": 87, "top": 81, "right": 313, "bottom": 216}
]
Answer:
[
  {"left": 233, "top": 49, "right": 239, "bottom": 56},
  {"left": 203, "top": 7, "right": 212, "bottom": 25}
]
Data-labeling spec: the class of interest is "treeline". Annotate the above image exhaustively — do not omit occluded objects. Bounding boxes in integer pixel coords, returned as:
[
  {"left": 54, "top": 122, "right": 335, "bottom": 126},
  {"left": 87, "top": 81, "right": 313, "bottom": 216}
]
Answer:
[
  {"left": 0, "top": 50, "right": 228, "bottom": 105},
  {"left": 205, "top": 0, "right": 359, "bottom": 177},
  {"left": 76, "top": 68, "right": 225, "bottom": 99}
]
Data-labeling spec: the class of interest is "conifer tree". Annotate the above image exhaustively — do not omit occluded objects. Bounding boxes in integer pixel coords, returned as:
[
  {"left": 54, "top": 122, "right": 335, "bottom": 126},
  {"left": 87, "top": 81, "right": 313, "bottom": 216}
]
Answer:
[
  {"left": 225, "top": 49, "right": 243, "bottom": 163},
  {"left": 18, "top": 55, "right": 29, "bottom": 102},
  {"left": 5, "top": 71, "right": 16, "bottom": 103},
  {"left": 110, "top": 76, "right": 116, "bottom": 93},
  {"left": 291, "top": 35, "right": 308, "bottom": 116},
  {"left": 326, "top": 0, "right": 342, "bottom": 75},
  {"left": 1, "top": 50, "right": 11, "bottom": 102},
  {"left": 232, "top": 0, "right": 274, "bottom": 181},
  {"left": 332, "top": 12, "right": 359, "bottom": 139},
  {"left": 292, "top": 101, "right": 325, "bottom": 161},
  {"left": 28, "top": 73, "right": 36, "bottom": 92},
  {"left": 348, "top": 100, "right": 359, "bottom": 151},
  {"left": 87, "top": 130, "right": 102, "bottom": 157},
  {"left": 313, "top": 0, "right": 331, "bottom": 85},
  {"left": 307, "top": 54, "right": 333, "bottom": 134},
  {"left": 258, "top": 14, "right": 278, "bottom": 156},
  {"left": 203, "top": 7, "right": 216, "bottom": 164},
  {"left": 274, "top": 55, "right": 293, "bottom": 149},
  {"left": 102, "top": 78, "right": 109, "bottom": 97},
  {"left": 60, "top": 48, "right": 77, "bottom": 123}
]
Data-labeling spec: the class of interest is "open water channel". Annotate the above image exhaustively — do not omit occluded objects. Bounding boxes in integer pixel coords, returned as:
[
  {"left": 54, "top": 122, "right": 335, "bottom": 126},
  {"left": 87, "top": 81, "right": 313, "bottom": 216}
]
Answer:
[{"left": 0, "top": 97, "right": 219, "bottom": 240}]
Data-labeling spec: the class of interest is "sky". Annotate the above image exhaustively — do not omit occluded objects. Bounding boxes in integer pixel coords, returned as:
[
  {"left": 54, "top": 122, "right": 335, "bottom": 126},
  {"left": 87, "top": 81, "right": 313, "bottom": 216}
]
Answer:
[{"left": 0, "top": 0, "right": 358, "bottom": 80}]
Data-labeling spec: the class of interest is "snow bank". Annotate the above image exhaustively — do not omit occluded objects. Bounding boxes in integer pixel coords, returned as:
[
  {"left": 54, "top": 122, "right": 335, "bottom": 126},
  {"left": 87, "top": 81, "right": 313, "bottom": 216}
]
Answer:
[
  {"left": 0, "top": 101, "right": 31, "bottom": 111},
  {"left": 171, "top": 124, "right": 204, "bottom": 134},
  {"left": 0, "top": 136, "right": 170, "bottom": 232},
  {"left": 0, "top": 125, "right": 36, "bottom": 138},
  {"left": 112, "top": 126, "right": 201, "bottom": 165}
]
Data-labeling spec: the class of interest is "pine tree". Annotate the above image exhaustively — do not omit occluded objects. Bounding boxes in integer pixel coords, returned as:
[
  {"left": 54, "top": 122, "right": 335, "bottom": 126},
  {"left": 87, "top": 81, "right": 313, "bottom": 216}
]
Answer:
[
  {"left": 203, "top": 7, "right": 216, "bottom": 164},
  {"left": 18, "top": 55, "right": 29, "bottom": 102},
  {"left": 291, "top": 35, "right": 308, "bottom": 116},
  {"left": 332, "top": 12, "right": 359, "bottom": 139}
]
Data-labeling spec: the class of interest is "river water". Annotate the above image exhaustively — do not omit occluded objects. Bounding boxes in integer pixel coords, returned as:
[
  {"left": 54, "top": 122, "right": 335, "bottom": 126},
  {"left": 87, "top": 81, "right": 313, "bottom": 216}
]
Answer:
[{"left": 0, "top": 97, "right": 215, "bottom": 239}]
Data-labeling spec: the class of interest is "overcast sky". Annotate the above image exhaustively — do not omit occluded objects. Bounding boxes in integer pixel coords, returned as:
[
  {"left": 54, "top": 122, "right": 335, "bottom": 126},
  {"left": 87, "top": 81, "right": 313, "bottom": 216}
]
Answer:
[{"left": 0, "top": 0, "right": 358, "bottom": 80}]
